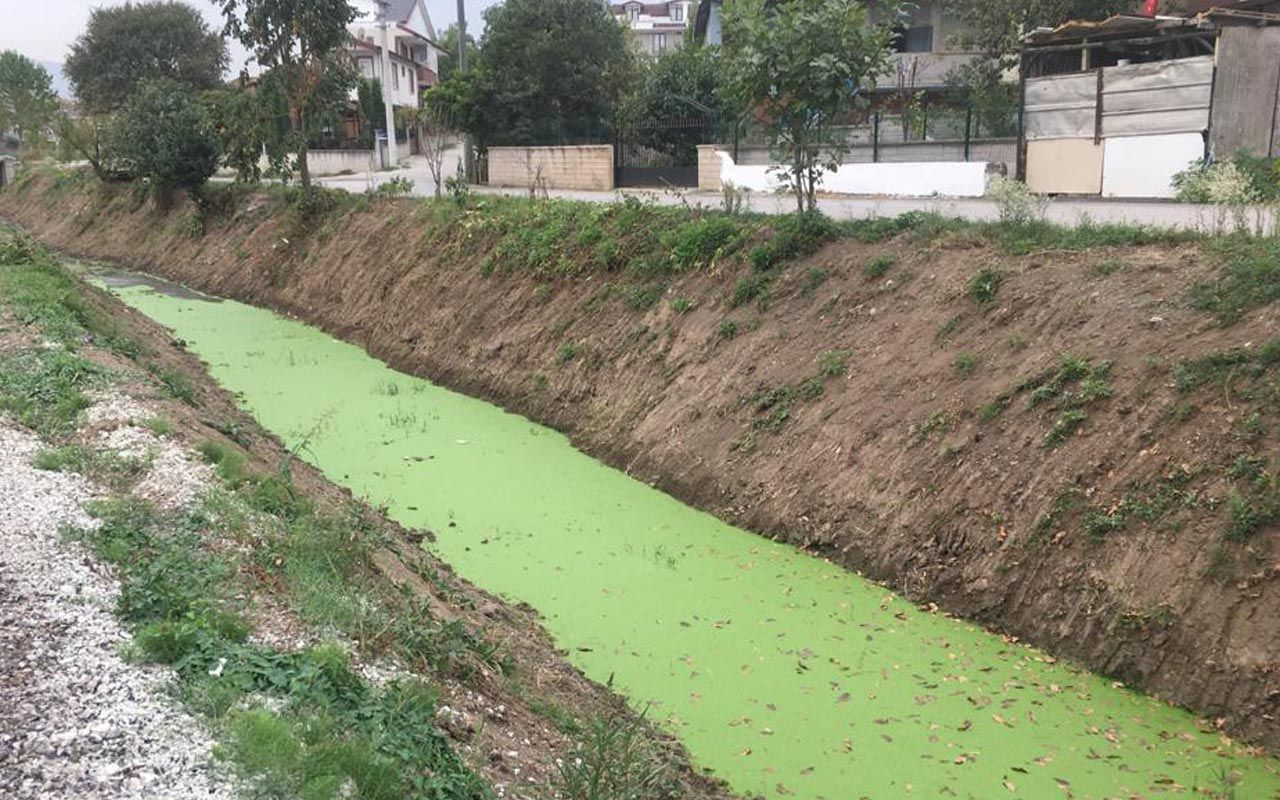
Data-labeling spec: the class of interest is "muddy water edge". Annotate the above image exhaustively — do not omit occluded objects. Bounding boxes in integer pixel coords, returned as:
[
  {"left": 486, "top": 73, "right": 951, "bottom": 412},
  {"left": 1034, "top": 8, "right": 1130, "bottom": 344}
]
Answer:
[{"left": 90, "top": 268, "right": 1280, "bottom": 800}]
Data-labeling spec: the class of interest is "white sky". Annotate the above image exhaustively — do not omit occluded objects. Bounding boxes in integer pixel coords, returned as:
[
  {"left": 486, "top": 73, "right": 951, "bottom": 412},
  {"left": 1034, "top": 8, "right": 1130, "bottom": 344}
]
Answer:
[{"left": 0, "top": 0, "right": 497, "bottom": 92}]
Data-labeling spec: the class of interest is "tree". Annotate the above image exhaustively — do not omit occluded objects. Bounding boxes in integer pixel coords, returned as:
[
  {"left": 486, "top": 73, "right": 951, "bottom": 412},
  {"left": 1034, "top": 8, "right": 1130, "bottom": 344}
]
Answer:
[
  {"left": 204, "top": 80, "right": 292, "bottom": 182},
  {"left": 945, "top": 0, "right": 1131, "bottom": 68},
  {"left": 0, "top": 51, "right": 58, "bottom": 150},
  {"left": 218, "top": 0, "right": 356, "bottom": 189},
  {"left": 65, "top": 2, "right": 228, "bottom": 114},
  {"left": 437, "top": 0, "right": 636, "bottom": 149},
  {"left": 620, "top": 42, "right": 722, "bottom": 161},
  {"left": 720, "top": 0, "right": 898, "bottom": 213},
  {"left": 356, "top": 78, "right": 388, "bottom": 149},
  {"left": 413, "top": 101, "right": 454, "bottom": 197},
  {"left": 435, "top": 24, "right": 477, "bottom": 84},
  {"left": 110, "top": 78, "right": 220, "bottom": 197}
]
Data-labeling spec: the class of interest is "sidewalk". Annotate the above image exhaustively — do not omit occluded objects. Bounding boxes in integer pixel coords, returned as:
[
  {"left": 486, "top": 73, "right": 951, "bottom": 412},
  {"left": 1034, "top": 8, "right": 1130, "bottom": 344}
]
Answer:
[{"left": 316, "top": 156, "right": 1275, "bottom": 233}]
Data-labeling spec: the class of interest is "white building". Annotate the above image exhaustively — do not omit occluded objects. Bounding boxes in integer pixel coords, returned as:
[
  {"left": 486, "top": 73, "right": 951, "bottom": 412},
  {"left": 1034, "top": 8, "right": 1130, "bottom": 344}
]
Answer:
[
  {"left": 347, "top": 0, "right": 444, "bottom": 110},
  {"left": 611, "top": 2, "right": 693, "bottom": 56}
]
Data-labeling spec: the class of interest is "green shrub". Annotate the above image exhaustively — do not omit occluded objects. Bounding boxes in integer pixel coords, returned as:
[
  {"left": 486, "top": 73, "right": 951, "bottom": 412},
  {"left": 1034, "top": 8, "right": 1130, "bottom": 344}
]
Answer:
[
  {"left": 109, "top": 78, "right": 220, "bottom": 195},
  {"left": 1190, "top": 237, "right": 1280, "bottom": 325},
  {"left": 665, "top": 216, "right": 739, "bottom": 269},
  {"left": 953, "top": 352, "right": 978, "bottom": 376},
  {"left": 801, "top": 267, "right": 829, "bottom": 296},
  {"left": 816, "top": 349, "right": 849, "bottom": 377},
  {"left": 555, "top": 713, "right": 674, "bottom": 800},
  {"left": 967, "top": 267, "right": 1003, "bottom": 305},
  {"left": 864, "top": 254, "right": 894, "bottom": 280},
  {"left": 730, "top": 272, "right": 771, "bottom": 308},
  {"left": 0, "top": 348, "right": 97, "bottom": 436},
  {"left": 557, "top": 342, "right": 580, "bottom": 364}
]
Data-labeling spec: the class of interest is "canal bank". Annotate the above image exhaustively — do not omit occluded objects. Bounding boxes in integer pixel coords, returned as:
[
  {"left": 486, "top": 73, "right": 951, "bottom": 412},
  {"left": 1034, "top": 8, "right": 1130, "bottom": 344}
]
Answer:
[
  {"left": 96, "top": 268, "right": 1280, "bottom": 799},
  {"left": 5, "top": 172, "right": 1280, "bottom": 754}
]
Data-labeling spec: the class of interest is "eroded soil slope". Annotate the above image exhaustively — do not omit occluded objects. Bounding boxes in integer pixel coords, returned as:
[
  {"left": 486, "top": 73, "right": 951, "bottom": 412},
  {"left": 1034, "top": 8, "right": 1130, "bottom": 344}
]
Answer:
[{"left": 7, "top": 175, "right": 1280, "bottom": 748}]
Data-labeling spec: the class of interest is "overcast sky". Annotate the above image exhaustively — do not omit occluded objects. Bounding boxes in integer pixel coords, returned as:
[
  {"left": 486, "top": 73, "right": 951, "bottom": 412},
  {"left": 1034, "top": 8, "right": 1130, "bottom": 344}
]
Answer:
[{"left": 1, "top": 0, "right": 500, "bottom": 94}]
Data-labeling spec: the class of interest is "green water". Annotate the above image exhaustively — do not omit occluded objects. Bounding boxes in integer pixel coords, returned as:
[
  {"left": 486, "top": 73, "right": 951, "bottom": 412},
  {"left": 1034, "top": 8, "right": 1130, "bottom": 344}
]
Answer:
[{"left": 103, "top": 274, "right": 1280, "bottom": 799}]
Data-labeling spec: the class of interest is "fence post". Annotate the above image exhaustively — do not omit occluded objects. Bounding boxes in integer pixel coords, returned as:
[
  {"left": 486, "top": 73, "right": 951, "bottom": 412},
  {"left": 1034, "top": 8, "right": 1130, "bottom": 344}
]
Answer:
[
  {"left": 963, "top": 103, "right": 972, "bottom": 162},
  {"left": 921, "top": 93, "right": 929, "bottom": 141},
  {"left": 872, "top": 111, "right": 880, "bottom": 163}
]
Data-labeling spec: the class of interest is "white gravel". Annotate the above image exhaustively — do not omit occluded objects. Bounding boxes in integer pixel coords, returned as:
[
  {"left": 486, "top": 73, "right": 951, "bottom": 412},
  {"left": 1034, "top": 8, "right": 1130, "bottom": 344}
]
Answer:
[
  {"left": 87, "top": 391, "right": 214, "bottom": 510},
  {"left": 0, "top": 422, "right": 238, "bottom": 800}
]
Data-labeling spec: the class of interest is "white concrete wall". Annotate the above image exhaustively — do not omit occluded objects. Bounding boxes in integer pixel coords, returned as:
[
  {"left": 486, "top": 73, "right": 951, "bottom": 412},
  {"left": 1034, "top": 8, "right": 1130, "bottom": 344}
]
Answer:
[
  {"left": 1101, "top": 133, "right": 1204, "bottom": 199},
  {"left": 716, "top": 151, "right": 990, "bottom": 197}
]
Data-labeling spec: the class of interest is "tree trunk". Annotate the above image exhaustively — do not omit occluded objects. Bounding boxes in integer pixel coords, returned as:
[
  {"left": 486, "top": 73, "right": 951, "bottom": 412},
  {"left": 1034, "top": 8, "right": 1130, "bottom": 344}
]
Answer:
[
  {"left": 298, "top": 142, "right": 312, "bottom": 190},
  {"left": 292, "top": 106, "right": 311, "bottom": 190}
]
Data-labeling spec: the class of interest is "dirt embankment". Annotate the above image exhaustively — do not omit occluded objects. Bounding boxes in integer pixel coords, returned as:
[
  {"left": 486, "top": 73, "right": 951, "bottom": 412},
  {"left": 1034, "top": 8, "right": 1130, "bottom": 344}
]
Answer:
[{"left": 7, "top": 176, "right": 1280, "bottom": 749}]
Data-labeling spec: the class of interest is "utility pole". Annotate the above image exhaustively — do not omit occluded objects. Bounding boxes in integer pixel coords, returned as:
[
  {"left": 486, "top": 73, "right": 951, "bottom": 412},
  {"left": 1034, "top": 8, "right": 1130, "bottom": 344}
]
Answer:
[
  {"left": 456, "top": 0, "right": 474, "bottom": 182},
  {"left": 378, "top": 0, "right": 399, "bottom": 168}
]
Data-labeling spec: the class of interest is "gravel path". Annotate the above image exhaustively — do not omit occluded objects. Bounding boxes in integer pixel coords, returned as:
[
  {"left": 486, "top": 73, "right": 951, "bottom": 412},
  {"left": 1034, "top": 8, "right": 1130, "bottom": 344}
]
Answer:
[{"left": 0, "top": 422, "right": 237, "bottom": 799}]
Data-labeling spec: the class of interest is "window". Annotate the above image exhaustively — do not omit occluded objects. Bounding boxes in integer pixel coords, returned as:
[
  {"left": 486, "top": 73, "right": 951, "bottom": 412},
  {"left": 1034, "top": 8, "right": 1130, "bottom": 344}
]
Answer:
[
  {"left": 671, "top": 3, "right": 683, "bottom": 21},
  {"left": 653, "top": 32, "right": 667, "bottom": 52},
  {"left": 627, "top": 4, "right": 639, "bottom": 21},
  {"left": 893, "top": 25, "right": 933, "bottom": 53}
]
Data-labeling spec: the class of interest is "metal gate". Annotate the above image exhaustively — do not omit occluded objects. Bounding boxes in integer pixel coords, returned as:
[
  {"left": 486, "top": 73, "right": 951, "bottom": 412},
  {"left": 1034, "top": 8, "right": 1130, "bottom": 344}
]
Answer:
[{"left": 614, "top": 116, "right": 715, "bottom": 188}]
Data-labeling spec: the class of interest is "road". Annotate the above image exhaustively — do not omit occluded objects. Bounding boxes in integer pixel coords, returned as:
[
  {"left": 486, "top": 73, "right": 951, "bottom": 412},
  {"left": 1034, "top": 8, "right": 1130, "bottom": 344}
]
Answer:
[{"left": 317, "top": 154, "right": 1276, "bottom": 233}]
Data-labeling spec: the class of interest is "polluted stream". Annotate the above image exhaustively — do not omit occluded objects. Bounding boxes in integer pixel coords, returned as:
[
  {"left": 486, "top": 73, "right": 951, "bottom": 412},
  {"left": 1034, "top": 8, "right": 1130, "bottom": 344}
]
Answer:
[{"left": 98, "top": 269, "right": 1280, "bottom": 799}]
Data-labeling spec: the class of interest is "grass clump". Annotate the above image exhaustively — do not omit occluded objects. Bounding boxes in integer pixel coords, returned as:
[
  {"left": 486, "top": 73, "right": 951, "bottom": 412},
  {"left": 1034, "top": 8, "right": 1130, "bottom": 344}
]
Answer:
[
  {"left": 143, "top": 415, "right": 173, "bottom": 436},
  {"left": 198, "top": 439, "right": 248, "bottom": 484},
  {"left": 1190, "top": 237, "right": 1280, "bottom": 325},
  {"left": 1079, "top": 468, "right": 1198, "bottom": 540},
  {"left": 717, "top": 319, "right": 739, "bottom": 340},
  {"left": 0, "top": 347, "right": 98, "bottom": 436},
  {"left": 967, "top": 267, "right": 1003, "bottom": 305},
  {"left": 33, "top": 443, "right": 150, "bottom": 490},
  {"left": 69, "top": 489, "right": 491, "bottom": 800},
  {"left": 748, "top": 211, "right": 837, "bottom": 271},
  {"left": 730, "top": 272, "right": 772, "bottom": 309},
  {"left": 664, "top": 216, "right": 741, "bottom": 270},
  {"left": 1008, "top": 354, "right": 1114, "bottom": 448},
  {"left": 1043, "top": 409, "right": 1087, "bottom": 448},
  {"left": 557, "top": 342, "right": 580, "bottom": 364},
  {"left": 864, "top": 254, "right": 895, "bottom": 280},
  {"left": 0, "top": 227, "right": 139, "bottom": 358},
  {"left": 842, "top": 211, "right": 965, "bottom": 244},
  {"left": 953, "top": 352, "right": 979, "bottom": 377},
  {"left": 153, "top": 365, "right": 198, "bottom": 405},
  {"left": 746, "top": 350, "right": 848, "bottom": 433},
  {"left": 1172, "top": 338, "right": 1280, "bottom": 394},
  {"left": 555, "top": 712, "right": 674, "bottom": 800},
  {"left": 1223, "top": 458, "right": 1280, "bottom": 541},
  {"left": 816, "top": 349, "right": 850, "bottom": 378},
  {"left": 668, "top": 297, "right": 694, "bottom": 314},
  {"left": 800, "top": 267, "right": 829, "bottom": 296}
]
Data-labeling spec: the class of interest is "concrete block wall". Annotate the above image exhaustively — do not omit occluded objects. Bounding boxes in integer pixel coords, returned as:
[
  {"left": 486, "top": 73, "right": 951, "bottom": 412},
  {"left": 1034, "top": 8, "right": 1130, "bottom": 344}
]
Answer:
[
  {"left": 487, "top": 145, "right": 614, "bottom": 192},
  {"left": 307, "top": 149, "right": 377, "bottom": 177}
]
